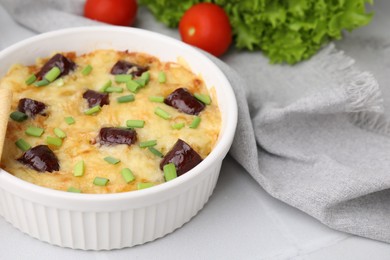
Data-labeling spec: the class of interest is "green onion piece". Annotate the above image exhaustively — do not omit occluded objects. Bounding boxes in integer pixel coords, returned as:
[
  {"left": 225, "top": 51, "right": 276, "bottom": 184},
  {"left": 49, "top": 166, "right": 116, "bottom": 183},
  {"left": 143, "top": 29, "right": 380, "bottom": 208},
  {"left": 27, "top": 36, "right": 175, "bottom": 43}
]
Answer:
[
  {"left": 194, "top": 93, "right": 211, "bottom": 105},
  {"left": 84, "top": 105, "right": 101, "bottom": 115},
  {"left": 65, "top": 116, "right": 75, "bottom": 125},
  {"left": 104, "top": 156, "right": 121, "bottom": 165},
  {"left": 93, "top": 177, "right": 109, "bottom": 186},
  {"left": 172, "top": 122, "right": 185, "bottom": 130},
  {"left": 100, "top": 80, "right": 112, "bottom": 92},
  {"left": 15, "top": 138, "right": 31, "bottom": 151},
  {"left": 25, "top": 74, "right": 37, "bottom": 85},
  {"left": 163, "top": 163, "right": 177, "bottom": 182},
  {"left": 44, "top": 66, "right": 61, "bottom": 82},
  {"left": 121, "top": 168, "right": 135, "bottom": 183},
  {"left": 54, "top": 78, "right": 64, "bottom": 87},
  {"left": 126, "top": 119, "right": 145, "bottom": 128},
  {"left": 25, "top": 126, "right": 44, "bottom": 137},
  {"left": 189, "top": 116, "right": 201, "bottom": 129},
  {"left": 10, "top": 111, "right": 28, "bottom": 122},
  {"left": 117, "top": 94, "right": 135, "bottom": 103},
  {"left": 148, "top": 96, "right": 164, "bottom": 103},
  {"left": 34, "top": 79, "right": 50, "bottom": 87},
  {"left": 134, "top": 78, "right": 147, "bottom": 87},
  {"left": 126, "top": 79, "right": 141, "bottom": 93},
  {"left": 148, "top": 147, "right": 163, "bottom": 158},
  {"left": 67, "top": 187, "right": 81, "bottom": 193},
  {"left": 46, "top": 136, "right": 62, "bottom": 147},
  {"left": 154, "top": 107, "right": 171, "bottom": 120},
  {"left": 74, "top": 160, "right": 85, "bottom": 177},
  {"left": 158, "top": 71, "right": 166, "bottom": 83},
  {"left": 104, "top": 86, "right": 123, "bottom": 93},
  {"left": 115, "top": 74, "right": 132, "bottom": 83},
  {"left": 54, "top": 128, "right": 66, "bottom": 139},
  {"left": 139, "top": 140, "right": 157, "bottom": 148},
  {"left": 81, "top": 64, "right": 93, "bottom": 75},
  {"left": 137, "top": 182, "right": 155, "bottom": 190},
  {"left": 140, "top": 71, "right": 150, "bottom": 83}
]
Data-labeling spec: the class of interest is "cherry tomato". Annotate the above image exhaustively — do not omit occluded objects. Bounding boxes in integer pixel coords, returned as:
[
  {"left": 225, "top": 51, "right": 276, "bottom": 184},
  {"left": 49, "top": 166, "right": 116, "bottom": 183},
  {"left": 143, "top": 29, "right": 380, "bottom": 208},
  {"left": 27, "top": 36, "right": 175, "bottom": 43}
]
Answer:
[
  {"left": 179, "top": 3, "right": 232, "bottom": 57},
  {"left": 84, "top": 0, "right": 138, "bottom": 26}
]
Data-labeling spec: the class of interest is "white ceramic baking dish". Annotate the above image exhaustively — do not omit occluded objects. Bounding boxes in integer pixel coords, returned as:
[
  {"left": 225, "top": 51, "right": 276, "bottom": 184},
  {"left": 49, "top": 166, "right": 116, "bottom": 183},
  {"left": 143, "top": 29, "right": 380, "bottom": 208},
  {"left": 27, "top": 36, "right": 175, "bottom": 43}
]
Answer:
[{"left": 0, "top": 26, "right": 237, "bottom": 250}]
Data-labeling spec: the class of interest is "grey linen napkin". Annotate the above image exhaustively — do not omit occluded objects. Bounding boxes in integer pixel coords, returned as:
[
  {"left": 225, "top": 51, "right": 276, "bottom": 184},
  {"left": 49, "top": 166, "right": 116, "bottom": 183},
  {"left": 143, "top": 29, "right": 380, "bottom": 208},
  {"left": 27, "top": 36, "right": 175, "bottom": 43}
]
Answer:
[{"left": 2, "top": 0, "right": 390, "bottom": 244}]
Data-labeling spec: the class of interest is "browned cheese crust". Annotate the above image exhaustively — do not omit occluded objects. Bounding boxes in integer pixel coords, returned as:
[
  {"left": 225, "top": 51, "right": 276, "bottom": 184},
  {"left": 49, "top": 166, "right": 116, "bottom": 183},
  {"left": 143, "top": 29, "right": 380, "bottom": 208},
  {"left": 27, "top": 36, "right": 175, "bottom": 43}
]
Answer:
[{"left": 0, "top": 50, "right": 221, "bottom": 193}]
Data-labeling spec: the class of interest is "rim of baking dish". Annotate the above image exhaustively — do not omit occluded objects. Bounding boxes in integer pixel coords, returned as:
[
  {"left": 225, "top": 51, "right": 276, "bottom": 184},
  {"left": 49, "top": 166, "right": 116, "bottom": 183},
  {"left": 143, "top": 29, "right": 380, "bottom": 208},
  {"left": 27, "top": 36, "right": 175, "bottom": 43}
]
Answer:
[{"left": 0, "top": 26, "right": 237, "bottom": 204}]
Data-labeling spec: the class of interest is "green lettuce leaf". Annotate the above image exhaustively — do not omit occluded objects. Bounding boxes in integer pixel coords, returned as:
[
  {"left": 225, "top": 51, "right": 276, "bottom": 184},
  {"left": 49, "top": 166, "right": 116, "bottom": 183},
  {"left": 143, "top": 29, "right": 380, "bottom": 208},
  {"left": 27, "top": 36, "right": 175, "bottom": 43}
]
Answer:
[{"left": 139, "top": 0, "right": 373, "bottom": 64}]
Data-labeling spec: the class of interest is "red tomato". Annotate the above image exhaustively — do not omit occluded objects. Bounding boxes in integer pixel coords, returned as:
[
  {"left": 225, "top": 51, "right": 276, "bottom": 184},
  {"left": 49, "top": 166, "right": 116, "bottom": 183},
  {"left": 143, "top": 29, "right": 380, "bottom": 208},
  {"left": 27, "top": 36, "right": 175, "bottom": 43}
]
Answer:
[
  {"left": 84, "top": 0, "right": 138, "bottom": 26},
  {"left": 179, "top": 3, "right": 232, "bottom": 57}
]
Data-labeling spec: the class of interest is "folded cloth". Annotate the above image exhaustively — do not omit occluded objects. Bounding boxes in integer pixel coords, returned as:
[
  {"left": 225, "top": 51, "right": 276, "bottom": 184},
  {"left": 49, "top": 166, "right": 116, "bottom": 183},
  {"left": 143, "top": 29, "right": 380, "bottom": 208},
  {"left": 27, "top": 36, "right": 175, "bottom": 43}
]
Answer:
[{"left": 2, "top": 0, "right": 390, "bottom": 244}]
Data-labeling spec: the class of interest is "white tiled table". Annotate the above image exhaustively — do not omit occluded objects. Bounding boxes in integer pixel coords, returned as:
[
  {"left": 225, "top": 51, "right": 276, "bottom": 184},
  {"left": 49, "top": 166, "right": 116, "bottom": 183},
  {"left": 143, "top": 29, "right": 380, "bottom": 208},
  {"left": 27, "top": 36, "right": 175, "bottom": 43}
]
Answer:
[{"left": 1, "top": 2, "right": 390, "bottom": 259}]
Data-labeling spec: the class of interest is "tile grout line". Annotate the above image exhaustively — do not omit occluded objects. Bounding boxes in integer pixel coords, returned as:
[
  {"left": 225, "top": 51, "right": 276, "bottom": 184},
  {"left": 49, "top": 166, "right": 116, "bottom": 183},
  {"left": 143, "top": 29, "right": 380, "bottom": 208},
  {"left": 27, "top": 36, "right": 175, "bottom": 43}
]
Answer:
[
  {"left": 253, "top": 188, "right": 351, "bottom": 259},
  {"left": 253, "top": 194, "right": 302, "bottom": 256},
  {"left": 292, "top": 234, "right": 350, "bottom": 259}
]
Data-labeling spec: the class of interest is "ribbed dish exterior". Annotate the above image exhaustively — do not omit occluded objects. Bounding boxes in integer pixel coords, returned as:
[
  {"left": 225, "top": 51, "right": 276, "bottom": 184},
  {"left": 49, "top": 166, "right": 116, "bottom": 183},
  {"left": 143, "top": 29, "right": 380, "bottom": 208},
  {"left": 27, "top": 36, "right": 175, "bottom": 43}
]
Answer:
[{"left": 0, "top": 161, "right": 221, "bottom": 250}]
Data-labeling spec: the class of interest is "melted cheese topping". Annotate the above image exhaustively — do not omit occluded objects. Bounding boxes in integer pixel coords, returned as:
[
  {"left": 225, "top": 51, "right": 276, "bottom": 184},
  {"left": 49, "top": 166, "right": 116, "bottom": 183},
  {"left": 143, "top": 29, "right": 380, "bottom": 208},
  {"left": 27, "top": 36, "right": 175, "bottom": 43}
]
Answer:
[{"left": 0, "top": 50, "right": 221, "bottom": 194}]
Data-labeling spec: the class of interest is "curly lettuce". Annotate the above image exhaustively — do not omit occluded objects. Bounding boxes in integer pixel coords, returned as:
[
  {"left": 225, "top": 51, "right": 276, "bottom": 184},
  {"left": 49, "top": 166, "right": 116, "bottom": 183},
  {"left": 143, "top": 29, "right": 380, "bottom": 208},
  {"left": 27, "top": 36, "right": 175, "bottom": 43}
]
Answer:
[{"left": 139, "top": 0, "right": 373, "bottom": 64}]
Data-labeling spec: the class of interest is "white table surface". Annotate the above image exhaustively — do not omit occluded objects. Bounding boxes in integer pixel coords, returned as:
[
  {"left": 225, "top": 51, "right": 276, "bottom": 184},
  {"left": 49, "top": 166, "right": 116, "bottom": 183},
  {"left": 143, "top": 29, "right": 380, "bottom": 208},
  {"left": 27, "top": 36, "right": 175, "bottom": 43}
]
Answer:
[{"left": 1, "top": 2, "right": 390, "bottom": 259}]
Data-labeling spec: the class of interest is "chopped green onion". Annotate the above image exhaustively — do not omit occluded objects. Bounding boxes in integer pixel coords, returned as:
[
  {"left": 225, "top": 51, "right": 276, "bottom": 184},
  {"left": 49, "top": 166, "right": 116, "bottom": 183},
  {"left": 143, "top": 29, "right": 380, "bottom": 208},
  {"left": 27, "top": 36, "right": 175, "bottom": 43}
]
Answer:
[
  {"left": 53, "top": 78, "right": 64, "bottom": 87},
  {"left": 134, "top": 78, "right": 147, "bottom": 87},
  {"left": 25, "top": 126, "right": 44, "bottom": 137},
  {"left": 117, "top": 94, "right": 135, "bottom": 103},
  {"left": 44, "top": 66, "right": 61, "bottom": 82},
  {"left": 104, "top": 86, "right": 123, "bottom": 93},
  {"left": 81, "top": 64, "right": 93, "bottom": 75},
  {"left": 67, "top": 187, "right": 81, "bottom": 193},
  {"left": 172, "top": 122, "right": 185, "bottom": 130},
  {"left": 104, "top": 156, "right": 121, "bottom": 165},
  {"left": 148, "top": 96, "right": 164, "bottom": 103},
  {"left": 46, "top": 136, "right": 62, "bottom": 147},
  {"left": 100, "top": 80, "right": 112, "bottom": 92},
  {"left": 154, "top": 107, "right": 171, "bottom": 120},
  {"left": 74, "top": 160, "right": 85, "bottom": 177},
  {"left": 163, "top": 163, "right": 177, "bottom": 182},
  {"left": 126, "top": 120, "right": 145, "bottom": 128},
  {"left": 139, "top": 140, "right": 157, "bottom": 148},
  {"left": 194, "top": 93, "right": 211, "bottom": 105},
  {"left": 93, "top": 177, "right": 109, "bottom": 186},
  {"left": 137, "top": 182, "right": 155, "bottom": 190},
  {"left": 54, "top": 128, "right": 66, "bottom": 139},
  {"left": 15, "top": 138, "right": 31, "bottom": 151},
  {"left": 121, "top": 168, "right": 135, "bottom": 183},
  {"left": 189, "top": 116, "right": 201, "bottom": 129},
  {"left": 25, "top": 74, "right": 37, "bottom": 85},
  {"left": 10, "top": 111, "right": 28, "bottom": 122},
  {"left": 158, "top": 71, "right": 166, "bottom": 83},
  {"left": 65, "top": 116, "right": 75, "bottom": 125},
  {"left": 126, "top": 79, "right": 141, "bottom": 93},
  {"left": 84, "top": 105, "right": 101, "bottom": 115},
  {"left": 140, "top": 71, "right": 150, "bottom": 83},
  {"left": 148, "top": 147, "right": 163, "bottom": 158},
  {"left": 34, "top": 79, "right": 50, "bottom": 87},
  {"left": 115, "top": 74, "right": 132, "bottom": 83}
]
